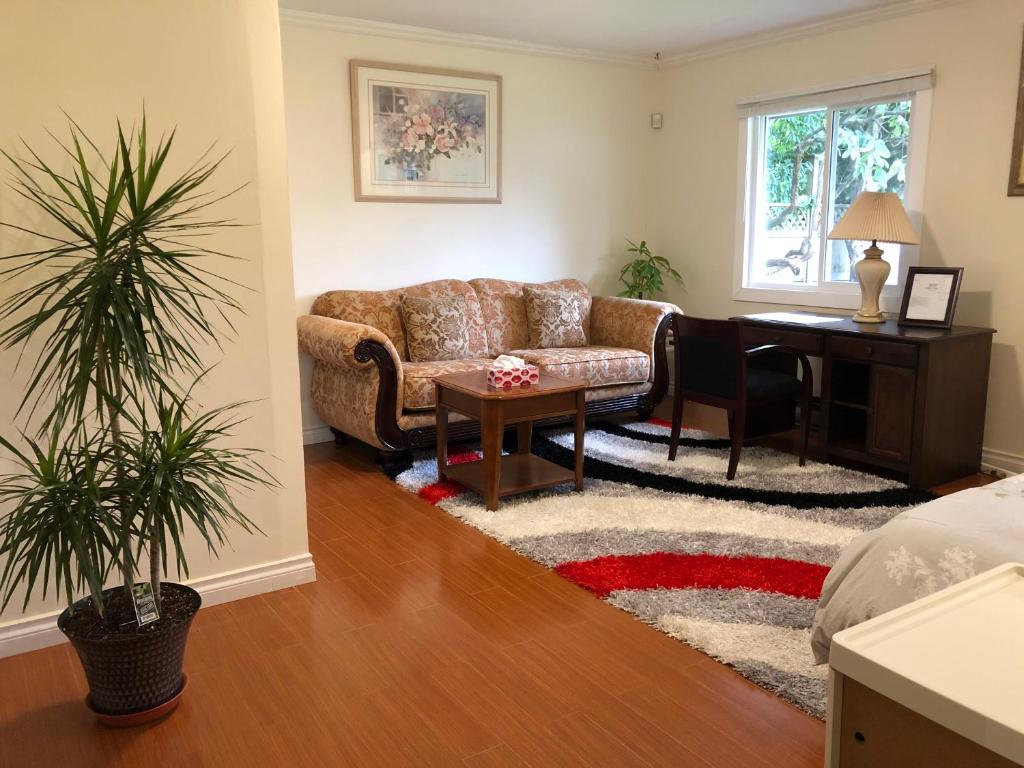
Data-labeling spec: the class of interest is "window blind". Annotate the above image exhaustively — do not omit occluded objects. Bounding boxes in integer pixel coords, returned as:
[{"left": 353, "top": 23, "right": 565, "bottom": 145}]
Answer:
[{"left": 736, "top": 68, "right": 934, "bottom": 119}]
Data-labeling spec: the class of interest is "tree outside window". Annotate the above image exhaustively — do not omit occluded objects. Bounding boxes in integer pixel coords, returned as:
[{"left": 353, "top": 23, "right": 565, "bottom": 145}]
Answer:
[{"left": 748, "top": 99, "right": 912, "bottom": 289}]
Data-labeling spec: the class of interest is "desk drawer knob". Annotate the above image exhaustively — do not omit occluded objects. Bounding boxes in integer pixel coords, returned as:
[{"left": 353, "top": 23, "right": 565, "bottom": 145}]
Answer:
[{"left": 865, "top": 345, "right": 874, "bottom": 355}]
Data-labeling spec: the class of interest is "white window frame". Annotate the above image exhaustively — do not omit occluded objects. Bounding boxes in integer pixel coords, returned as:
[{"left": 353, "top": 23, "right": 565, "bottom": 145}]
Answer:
[{"left": 733, "top": 72, "right": 933, "bottom": 312}]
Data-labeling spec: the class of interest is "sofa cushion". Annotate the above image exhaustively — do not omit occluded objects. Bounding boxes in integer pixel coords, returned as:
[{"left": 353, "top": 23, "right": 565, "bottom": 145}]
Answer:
[
  {"left": 539, "top": 279, "right": 592, "bottom": 339},
  {"left": 402, "top": 359, "right": 494, "bottom": 410},
  {"left": 510, "top": 346, "right": 650, "bottom": 388},
  {"left": 469, "top": 278, "right": 592, "bottom": 355},
  {"left": 311, "top": 279, "right": 488, "bottom": 361},
  {"left": 468, "top": 278, "right": 530, "bottom": 355},
  {"left": 399, "top": 294, "right": 472, "bottom": 362},
  {"left": 523, "top": 286, "right": 588, "bottom": 349}
]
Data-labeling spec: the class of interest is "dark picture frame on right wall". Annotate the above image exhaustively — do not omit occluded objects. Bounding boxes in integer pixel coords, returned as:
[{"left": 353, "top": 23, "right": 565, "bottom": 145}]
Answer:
[
  {"left": 898, "top": 266, "right": 965, "bottom": 329},
  {"left": 1009, "top": 28, "right": 1024, "bottom": 196}
]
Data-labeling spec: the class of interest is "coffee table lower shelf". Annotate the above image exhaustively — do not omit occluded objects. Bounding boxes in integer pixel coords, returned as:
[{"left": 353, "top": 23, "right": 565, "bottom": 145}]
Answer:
[{"left": 443, "top": 454, "right": 575, "bottom": 499}]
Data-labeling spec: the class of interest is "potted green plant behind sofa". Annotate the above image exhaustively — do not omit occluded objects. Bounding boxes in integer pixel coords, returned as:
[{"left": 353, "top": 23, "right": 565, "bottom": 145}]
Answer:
[
  {"left": 618, "top": 239, "right": 683, "bottom": 300},
  {"left": 0, "top": 114, "right": 272, "bottom": 724}
]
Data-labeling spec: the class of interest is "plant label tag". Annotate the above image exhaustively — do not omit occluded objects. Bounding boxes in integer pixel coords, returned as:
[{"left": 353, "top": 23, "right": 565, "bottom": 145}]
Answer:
[{"left": 131, "top": 583, "right": 160, "bottom": 626}]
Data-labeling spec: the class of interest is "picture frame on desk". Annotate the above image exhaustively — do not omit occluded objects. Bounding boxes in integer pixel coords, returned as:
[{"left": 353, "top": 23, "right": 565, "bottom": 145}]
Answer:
[{"left": 897, "top": 266, "right": 964, "bottom": 329}]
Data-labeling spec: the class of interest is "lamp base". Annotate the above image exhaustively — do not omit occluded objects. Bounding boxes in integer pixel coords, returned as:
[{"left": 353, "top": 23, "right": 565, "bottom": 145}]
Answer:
[
  {"left": 852, "top": 311, "right": 885, "bottom": 324},
  {"left": 853, "top": 243, "right": 890, "bottom": 324}
]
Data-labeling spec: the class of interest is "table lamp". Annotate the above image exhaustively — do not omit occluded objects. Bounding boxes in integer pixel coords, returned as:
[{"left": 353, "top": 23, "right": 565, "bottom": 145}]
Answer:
[{"left": 827, "top": 191, "right": 920, "bottom": 323}]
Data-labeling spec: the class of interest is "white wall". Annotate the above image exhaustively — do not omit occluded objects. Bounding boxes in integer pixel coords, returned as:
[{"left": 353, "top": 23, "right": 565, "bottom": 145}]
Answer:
[
  {"left": 652, "top": 0, "right": 1024, "bottom": 468},
  {"left": 284, "top": 2, "right": 1024, "bottom": 469},
  {"left": 281, "top": 18, "right": 659, "bottom": 439},
  {"left": 0, "top": 0, "right": 310, "bottom": 650}
]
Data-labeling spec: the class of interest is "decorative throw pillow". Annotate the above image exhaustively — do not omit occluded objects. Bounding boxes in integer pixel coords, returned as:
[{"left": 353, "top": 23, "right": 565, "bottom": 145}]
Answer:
[
  {"left": 399, "top": 294, "right": 472, "bottom": 362},
  {"left": 523, "top": 286, "right": 588, "bottom": 349}
]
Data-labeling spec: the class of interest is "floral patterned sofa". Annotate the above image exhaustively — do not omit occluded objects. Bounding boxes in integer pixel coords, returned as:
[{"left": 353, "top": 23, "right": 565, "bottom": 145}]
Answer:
[{"left": 296, "top": 278, "right": 679, "bottom": 452}]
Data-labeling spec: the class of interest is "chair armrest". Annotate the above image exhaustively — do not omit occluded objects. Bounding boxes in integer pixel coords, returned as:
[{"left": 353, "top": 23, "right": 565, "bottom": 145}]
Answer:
[
  {"left": 591, "top": 296, "right": 681, "bottom": 368},
  {"left": 297, "top": 314, "right": 403, "bottom": 372}
]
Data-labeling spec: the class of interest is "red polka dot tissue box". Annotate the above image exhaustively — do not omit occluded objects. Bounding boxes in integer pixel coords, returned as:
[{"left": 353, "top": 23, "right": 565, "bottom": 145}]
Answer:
[{"left": 487, "top": 355, "right": 540, "bottom": 389}]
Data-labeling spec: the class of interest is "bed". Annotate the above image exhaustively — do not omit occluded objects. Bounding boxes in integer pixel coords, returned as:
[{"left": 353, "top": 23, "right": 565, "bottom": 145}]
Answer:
[{"left": 811, "top": 473, "right": 1024, "bottom": 664}]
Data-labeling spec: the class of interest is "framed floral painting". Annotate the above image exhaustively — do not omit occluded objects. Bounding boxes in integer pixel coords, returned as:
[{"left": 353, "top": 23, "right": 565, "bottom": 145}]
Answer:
[
  {"left": 350, "top": 61, "right": 501, "bottom": 203},
  {"left": 1010, "top": 29, "right": 1024, "bottom": 196}
]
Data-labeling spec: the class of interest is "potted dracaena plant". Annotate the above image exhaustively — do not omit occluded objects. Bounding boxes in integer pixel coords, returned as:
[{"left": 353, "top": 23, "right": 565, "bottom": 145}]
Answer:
[
  {"left": 0, "top": 114, "right": 273, "bottom": 724},
  {"left": 617, "top": 238, "right": 684, "bottom": 300}
]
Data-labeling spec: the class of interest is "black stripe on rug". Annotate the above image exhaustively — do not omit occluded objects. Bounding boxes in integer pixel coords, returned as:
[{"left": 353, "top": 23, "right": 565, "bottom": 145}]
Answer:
[
  {"left": 530, "top": 432, "right": 934, "bottom": 510},
  {"left": 589, "top": 420, "right": 733, "bottom": 449}
]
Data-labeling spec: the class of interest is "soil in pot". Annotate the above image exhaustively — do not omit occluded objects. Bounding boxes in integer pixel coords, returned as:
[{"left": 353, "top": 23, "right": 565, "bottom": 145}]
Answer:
[
  {"left": 61, "top": 584, "right": 198, "bottom": 641},
  {"left": 59, "top": 583, "right": 201, "bottom": 720}
]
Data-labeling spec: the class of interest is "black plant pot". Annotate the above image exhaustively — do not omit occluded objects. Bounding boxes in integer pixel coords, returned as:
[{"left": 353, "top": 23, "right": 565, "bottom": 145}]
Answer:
[{"left": 58, "top": 582, "right": 201, "bottom": 723}]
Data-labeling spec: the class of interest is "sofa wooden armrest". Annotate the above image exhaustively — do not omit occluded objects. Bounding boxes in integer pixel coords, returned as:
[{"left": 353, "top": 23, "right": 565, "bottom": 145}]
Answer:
[
  {"left": 297, "top": 315, "right": 402, "bottom": 372},
  {"left": 591, "top": 296, "right": 679, "bottom": 360},
  {"left": 297, "top": 315, "right": 406, "bottom": 450},
  {"left": 591, "top": 296, "right": 680, "bottom": 411}
]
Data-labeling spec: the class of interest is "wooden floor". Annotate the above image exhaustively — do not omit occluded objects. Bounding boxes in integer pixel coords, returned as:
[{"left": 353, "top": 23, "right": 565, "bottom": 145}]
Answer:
[{"left": 0, "top": 402, "right": 991, "bottom": 767}]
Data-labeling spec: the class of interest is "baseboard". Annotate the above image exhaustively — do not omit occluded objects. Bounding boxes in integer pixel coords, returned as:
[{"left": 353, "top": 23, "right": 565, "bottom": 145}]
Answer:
[
  {"left": 303, "top": 424, "right": 334, "bottom": 445},
  {"left": 982, "top": 447, "right": 1024, "bottom": 477},
  {"left": 0, "top": 552, "right": 316, "bottom": 659}
]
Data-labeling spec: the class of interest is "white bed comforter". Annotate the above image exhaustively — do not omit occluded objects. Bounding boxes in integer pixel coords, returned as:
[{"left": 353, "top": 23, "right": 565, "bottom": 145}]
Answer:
[{"left": 811, "top": 474, "right": 1024, "bottom": 664}]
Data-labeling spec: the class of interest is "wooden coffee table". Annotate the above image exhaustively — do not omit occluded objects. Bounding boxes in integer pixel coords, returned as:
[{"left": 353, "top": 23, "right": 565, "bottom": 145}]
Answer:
[{"left": 434, "top": 371, "right": 587, "bottom": 511}]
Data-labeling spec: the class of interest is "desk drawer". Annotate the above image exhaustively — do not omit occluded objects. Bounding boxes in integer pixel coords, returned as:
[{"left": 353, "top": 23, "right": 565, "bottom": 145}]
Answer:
[
  {"left": 829, "top": 336, "right": 917, "bottom": 367},
  {"left": 743, "top": 325, "right": 824, "bottom": 356}
]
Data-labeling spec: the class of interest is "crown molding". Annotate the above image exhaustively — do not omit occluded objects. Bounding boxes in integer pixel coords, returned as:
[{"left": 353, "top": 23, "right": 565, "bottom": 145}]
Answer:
[
  {"left": 278, "top": 9, "right": 657, "bottom": 69},
  {"left": 280, "top": 0, "right": 970, "bottom": 73},
  {"left": 657, "top": 0, "right": 972, "bottom": 68}
]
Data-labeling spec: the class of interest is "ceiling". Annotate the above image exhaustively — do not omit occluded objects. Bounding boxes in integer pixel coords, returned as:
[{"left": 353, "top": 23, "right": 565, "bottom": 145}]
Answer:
[{"left": 278, "top": 0, "right": 918, "bottom": 59}]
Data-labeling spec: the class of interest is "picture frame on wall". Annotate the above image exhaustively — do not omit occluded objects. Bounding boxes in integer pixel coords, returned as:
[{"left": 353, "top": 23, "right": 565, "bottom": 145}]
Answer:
[
  {"left": 1009, "top": 29, "right": 1024, "bottom": 196},
  {"left": 898, "top": 266, "right": 965, "bottom": 329},
  {"left": 350, "top": 60, "right": 502, "bottom": 203}
]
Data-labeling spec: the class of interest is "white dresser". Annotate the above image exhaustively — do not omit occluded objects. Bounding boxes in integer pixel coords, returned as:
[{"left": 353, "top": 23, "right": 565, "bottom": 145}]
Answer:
[{"left": 826, "top": 563, "right": 1024, "bottom": 767}]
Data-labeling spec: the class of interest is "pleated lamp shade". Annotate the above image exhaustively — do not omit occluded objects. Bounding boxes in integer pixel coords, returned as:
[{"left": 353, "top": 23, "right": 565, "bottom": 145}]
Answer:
[{"left": 827, "top": 191, "right": 920, "bottom": 245}]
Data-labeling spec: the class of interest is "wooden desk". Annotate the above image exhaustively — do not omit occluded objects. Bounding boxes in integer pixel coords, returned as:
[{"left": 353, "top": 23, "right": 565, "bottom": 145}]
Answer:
[{"left": 736, "top": 312, "right": 995, "bottom": 489}]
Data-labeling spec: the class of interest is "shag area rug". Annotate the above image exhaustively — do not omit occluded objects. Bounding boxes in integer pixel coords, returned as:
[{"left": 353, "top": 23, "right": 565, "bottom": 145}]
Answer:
[{"left": 381, "top": 418, "right": 933, "bottom": 717}]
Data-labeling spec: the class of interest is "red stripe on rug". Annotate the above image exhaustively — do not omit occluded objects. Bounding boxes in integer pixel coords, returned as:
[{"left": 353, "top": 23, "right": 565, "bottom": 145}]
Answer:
[
  {"left": 417, "top": 450, "right": 480, "bottom": 504},
  {"left": 447, "top": 449, "right": 482, "bottom": 465},
  {"left": 555, "top": 552, "right": 830, "bottom": 599},
  {"left": 419, "top": 478, "right": 466, "bottom": 504}
]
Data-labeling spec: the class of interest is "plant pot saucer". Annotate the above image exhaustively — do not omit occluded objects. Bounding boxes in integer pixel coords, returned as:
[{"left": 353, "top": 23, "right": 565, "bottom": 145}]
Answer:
[{"left": 86, "top": 673, "right": 188, "bottom": 728}]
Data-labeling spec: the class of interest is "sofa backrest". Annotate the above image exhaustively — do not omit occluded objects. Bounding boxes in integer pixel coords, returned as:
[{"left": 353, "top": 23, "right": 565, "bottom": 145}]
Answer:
[
  {"left": 309, "top": 277, "right": 592, "bottom": 361},
  {"left": 310, "top": 279, "right": 488, "bottom": 361},
  {"left": 470, "top": 278, "right": 592, "bottom": 355}
]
